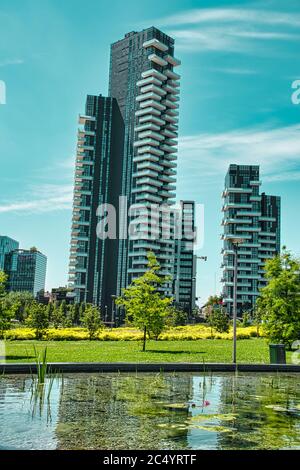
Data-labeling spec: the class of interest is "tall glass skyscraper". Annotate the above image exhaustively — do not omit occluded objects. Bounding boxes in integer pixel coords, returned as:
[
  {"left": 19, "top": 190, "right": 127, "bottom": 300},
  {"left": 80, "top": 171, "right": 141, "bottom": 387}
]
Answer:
[
  {"left": 68, "top": 95, "right": 124, "bottom": 311},
  {"left": 5, "top": 248, "right": 47, "bottom": 297},
  {"left": 221, "top": 165, "right": 281, "bottom": 316},
  {"left": 0, "top": 236, "right": 19, "bottom": 271},
  {"left": 109, "top": 27, "right": 180, "bottom": 296}
]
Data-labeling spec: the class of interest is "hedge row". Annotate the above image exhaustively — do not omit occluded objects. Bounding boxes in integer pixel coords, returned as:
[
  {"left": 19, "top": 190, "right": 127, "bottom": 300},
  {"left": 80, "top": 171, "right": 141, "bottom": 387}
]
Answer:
[{"left": 4, "top": 325, "right": 263, "bottom": 341}]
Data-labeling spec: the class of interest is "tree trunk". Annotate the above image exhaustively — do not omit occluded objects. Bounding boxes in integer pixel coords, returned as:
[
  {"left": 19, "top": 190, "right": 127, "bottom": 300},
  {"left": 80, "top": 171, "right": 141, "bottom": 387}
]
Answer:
[{"left": 142, "top": 326, "right": 147, "bottom": 352}]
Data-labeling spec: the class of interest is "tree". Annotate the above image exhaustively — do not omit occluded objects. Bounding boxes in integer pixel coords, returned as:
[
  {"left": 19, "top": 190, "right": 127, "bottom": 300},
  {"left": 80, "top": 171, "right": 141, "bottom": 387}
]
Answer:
[
  {"left": 116, "top": 252, "right": 173, "bottom": 351},
  {"left": 82, "top": 304, "right": 102, "bottom": 340},
  {"left": 208, "top": 307, "right": 230, "bottom": 334},
  {"left": 0, "top": 271, "right": 7, "bottom": 298},
  {"left": 167, "top": 306, "right": 188, "bottom": 327},
  {"left": 2, "top": 291, "right": 34, "bottom": 322},
  {"left": 51, "top": 302, "right": 64, "bottom": 328},
  {"left": 256, "top": 249, "right": 300, "bottom": 348},
  {"left": 26, "top": 302, "right": 49, "bottom": 340},
  {"left": 203, "top": 295, "right": 223, "bottom": 320}
]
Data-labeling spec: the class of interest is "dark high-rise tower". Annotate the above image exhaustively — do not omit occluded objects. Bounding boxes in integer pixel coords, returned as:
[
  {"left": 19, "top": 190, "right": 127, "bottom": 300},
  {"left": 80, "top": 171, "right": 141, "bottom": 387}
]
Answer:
[
  {"left": 221, "top": 164, "right": 281, "bottom": 316},
  {"left": 109, "top": 27, "right": 180, "bottom": 296},
  {"left": 68, "top": 95, "right": 124, "bottom": 310}
]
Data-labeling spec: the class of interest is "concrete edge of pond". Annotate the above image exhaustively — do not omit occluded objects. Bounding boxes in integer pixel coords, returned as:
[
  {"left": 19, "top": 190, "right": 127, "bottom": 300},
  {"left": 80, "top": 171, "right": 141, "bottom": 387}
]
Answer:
[{"left": 0, "top": 362, "right": 300, "bottom": 374}]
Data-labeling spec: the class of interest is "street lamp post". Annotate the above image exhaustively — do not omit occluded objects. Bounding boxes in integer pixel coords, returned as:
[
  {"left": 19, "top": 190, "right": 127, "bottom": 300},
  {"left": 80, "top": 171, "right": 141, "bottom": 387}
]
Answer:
[
  {"left": 231, "top": 238, "right": 245, "bottom": 364},
  {"left": 111, "top": 295, "right": 117, "bottom": 328}
]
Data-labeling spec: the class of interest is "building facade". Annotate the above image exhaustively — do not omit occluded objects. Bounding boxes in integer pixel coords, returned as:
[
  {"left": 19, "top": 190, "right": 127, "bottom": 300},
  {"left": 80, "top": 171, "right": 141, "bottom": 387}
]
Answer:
[
  {"left": 5, "top": 249, "right": 47, "bottom": 297},
  {"left": 0, "top": 236, "right": 19, "bottom": 271},
  {"left": 174, "top": 201, "right": 197, "bottom": 315},
  {"left": 109, "top": 27, "right": 180, "bottom": 297},
  {"left": 68, "top": 95, "right": 125, "bottom": 311},
  {"left": 221, "top": 165, "right": 280, "bottom": 316}
]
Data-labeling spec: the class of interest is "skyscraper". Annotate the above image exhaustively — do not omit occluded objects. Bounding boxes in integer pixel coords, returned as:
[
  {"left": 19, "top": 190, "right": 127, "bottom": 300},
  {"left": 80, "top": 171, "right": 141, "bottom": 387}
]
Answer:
[
  {"left": 174, "top": 201, "right": 197, "bottom": 316},
  {"left": 69, "top": 27, "right": 182, "bottom": 312},
  {"left": 5, "top": 248, "right": 47, "bottom": 296},
  {"left": 0, "top": 236, "right": 19, "bottom": 271},
  {"left": 221, "top": 165, "right": 280, "bottom": 316},
  {"left": 68, "top": 95, "right": 124, "bottom": 310},
  {"left": 109, "top": 27, "right": 180, "bottom": 296}
]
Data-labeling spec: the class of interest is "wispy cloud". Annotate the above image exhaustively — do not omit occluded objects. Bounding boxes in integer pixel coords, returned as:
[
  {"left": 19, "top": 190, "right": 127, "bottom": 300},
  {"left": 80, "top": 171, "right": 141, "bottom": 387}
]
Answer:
[
  {"left": 158, "top": 8, "right": 300, "bottom": 28},
  {"left": 0, "top": 183, "right": 73, "bottom": 214},
  {"left": 177, "top": 124, "right": 300, "bottom": 184},
  {"left": 156, "top": 7, "right": 300, "bottom": 52},
  {"left": 0, "top": 58, "right": 24, "bottom": 67},
  {"left": 207, "top": 67, "right": 257, "bottom": 75}
]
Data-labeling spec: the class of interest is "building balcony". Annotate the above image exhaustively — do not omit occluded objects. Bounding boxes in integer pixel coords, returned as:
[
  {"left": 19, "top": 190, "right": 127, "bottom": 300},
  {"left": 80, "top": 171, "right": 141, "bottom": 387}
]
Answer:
[
  {"left": 139, "top": 115, "right": 166, "bottom": 126},
  {"left": 161, "top": 129, "right": 177, "bottom": 138},
  {"left": 222, "top": 218, "right": 252, "bottom": 225},
  {"left": 165, "top": 70, "right": 181, "bottom": 80},
  {"left": 135, "top": 193, "right": 162, "bottom": 203},
  {"left": 250, "top": 180, "right": 262, "bottom": 186},
  {"left": 135, "top": 177, "right": 162, "bottom": 187},
  {"left": 163, "top": 84, "right": 180, "bottom": 95},
  {"left": 164, "top": 138, "right": 178, "bottom": 146},
  {"left": 141, "top": 68, "right": 167, "bottom": 82},
  {"left": 134, "top": 138, "right": 160, "bottom": 148},
  {"left": 140, "top": 99, "right": 166, "bottom": 111},
  {"left": 136, "top": 91, "right": 162, "bottom": 103},
  {"left": 222, "top": 203, "right": 253, "bottom": 211},
  {"left": 161, "top": 98, "right": 179, "bottom": 109},
  {"left": 137, "top": 130, "right": 164, "bottom": 141},
  {"left": 78, "top": 115, "right": 96, "bottom": 125},
  {"left": 137, "top": 76, "right": 162, "bottom": 88},
  {"left": 160, "top": 144, "right": 177, "bottom": 153},
  {"left": 143, "top": 38, "right": 168, "bottom": 52},
  {"left": 160, "top": 159, "right": 177, "bottom": 169},
  {"left": 259, "top": 216, "right": 276, "bottom": 222},
  {"left": 162, "top": 114, "right": 179, "bottom": 124},
  {"left": 134, "top": 122, "right": 160, "bottom": 133},
  {"left": 260, "top": 231, "right": 276, "bottom": 237},
  {"left": 237, "top": 211, "right": 262, "bottom": 217},
  {"left": 165, "top": 108, "right": 179, "bottom": 116},
  {"left": 135, "top": 107, "right": 161, "bottom": 117},
  {"left": 164, "top": 55, "right": 181, "bottom": 67},
  {"left": 137, "top": 160, "right": 163, "bottom": 171},
  {"left": 140, "top": 84, "right": 166, "bottom": 96},
  {"left": 133, "top": 153, "right": 160, "bottom": 164},
  {"left": 148, "top": 53, "right": 168, "bottom": 67},
  {"left": 132, "top": 185, "right": 158, "bottom": 194},
  {"left": 222, "top": 187, "right": 253, "bottom": 197},
  {"left": 137, "top": 145, "right": 164, "bottom": 156}
]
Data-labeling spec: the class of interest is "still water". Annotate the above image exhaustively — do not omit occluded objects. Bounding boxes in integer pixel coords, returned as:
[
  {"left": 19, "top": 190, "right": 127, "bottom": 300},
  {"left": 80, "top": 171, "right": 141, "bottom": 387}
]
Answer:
[{"left": 0, "top": 372, "right": 299, "bottom": 450}]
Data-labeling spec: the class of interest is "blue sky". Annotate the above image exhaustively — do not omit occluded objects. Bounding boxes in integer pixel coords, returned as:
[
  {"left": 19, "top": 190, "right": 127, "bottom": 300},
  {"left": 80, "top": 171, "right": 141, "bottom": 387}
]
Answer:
[{"left": 0, "top": 0, "right": 299, "bottom": 305}]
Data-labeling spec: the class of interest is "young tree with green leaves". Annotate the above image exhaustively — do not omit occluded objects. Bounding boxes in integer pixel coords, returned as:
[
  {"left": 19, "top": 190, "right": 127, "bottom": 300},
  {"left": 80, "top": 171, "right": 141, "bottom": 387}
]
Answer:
[
  {"left": 82, "top": 304, "right": 102, "bottom": 340},
  {"left": 116, "top": 252, "right": 173, "bottom": 351},
  {"left": 0, "top": 271, "right": 7, "bottom": 298},
  {"left": 2, "top": 291, "right": 34, "bottom": 322},
  {"left": 256, "top": 249, "right": 300, "bottom": 348},
  {"left": 208, "top": 307, "right": 230, "bottom": 334},
  {"left": 26, "top": 301, "right": 49, "bottom": 340}
]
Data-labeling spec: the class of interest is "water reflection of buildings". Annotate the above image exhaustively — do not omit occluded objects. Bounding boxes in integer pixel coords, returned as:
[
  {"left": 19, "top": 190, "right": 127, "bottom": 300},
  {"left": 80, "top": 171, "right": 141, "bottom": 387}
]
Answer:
[
  {"left": 55, "top": 373, "right": 193, "bottom": 450},
  {"left": 216, "top": 373, "right": 300, "bottom": 450}
]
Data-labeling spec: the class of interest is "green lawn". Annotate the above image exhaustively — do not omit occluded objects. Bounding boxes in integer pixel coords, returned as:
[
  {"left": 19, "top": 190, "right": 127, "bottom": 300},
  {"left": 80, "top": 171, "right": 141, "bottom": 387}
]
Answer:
[{"left": 2, "top": 338, "right": 293, "bottom": 363}]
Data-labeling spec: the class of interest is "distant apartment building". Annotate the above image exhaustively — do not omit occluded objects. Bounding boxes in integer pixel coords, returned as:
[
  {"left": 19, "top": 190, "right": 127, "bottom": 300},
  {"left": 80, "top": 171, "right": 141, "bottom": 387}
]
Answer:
[
  {"left": 5, "top": 248, "right": 47, "bottom": 297},
  {"left": 0, "top": 236, "right": 19, "bottom": 271},
  {"left": 68, "top": 94, "right": 125, "bottom": 311},
  {"left": 221, "top": 164, "right": 280, "bottom": 316},
  {"left": 174, "top": 201, "right": 196, "bottom": 315}
]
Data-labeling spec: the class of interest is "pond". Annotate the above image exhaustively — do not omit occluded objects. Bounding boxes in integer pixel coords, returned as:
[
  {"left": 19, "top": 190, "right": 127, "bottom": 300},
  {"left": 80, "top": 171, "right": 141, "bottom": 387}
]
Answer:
[{"left": 0, "top": 372, "right": 299, "bottom": 450}]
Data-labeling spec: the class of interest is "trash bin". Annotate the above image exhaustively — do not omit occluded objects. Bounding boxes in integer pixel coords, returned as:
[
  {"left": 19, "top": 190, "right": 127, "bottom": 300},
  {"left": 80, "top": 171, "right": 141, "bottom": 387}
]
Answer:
[{"left": 269, "top": 344, "right": 286, "bottom": 364}]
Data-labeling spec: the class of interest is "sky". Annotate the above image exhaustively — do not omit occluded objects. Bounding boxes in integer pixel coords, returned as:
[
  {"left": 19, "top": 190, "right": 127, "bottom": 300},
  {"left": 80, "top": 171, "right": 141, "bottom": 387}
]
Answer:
[{"left": 0, "top": 0, "right": 299, "bottom": 305}]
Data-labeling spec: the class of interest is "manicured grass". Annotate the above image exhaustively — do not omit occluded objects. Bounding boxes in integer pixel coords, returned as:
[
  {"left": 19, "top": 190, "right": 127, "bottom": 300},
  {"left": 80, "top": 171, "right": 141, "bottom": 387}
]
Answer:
[{"left": 3, "top": 338, "right": 293, "bottom": 364}]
